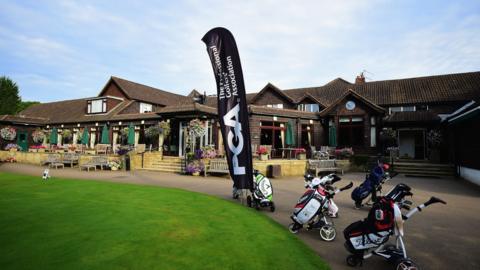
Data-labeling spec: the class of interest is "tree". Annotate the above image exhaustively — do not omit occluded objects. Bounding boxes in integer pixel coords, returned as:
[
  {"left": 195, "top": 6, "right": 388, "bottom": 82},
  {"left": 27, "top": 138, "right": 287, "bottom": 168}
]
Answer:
[{"left": 0, "top": 76, "right": 21, "bottom": 115}]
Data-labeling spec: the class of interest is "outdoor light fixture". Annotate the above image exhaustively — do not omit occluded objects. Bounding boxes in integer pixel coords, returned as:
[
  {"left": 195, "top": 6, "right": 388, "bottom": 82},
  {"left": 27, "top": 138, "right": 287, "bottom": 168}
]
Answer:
[
  {"left": 61, "top": 124, "right": 64, "bottom": 128},
  {"left": 77, "top": 123, "right": 80, "bottom": 127},
  {"left": 46, "top": 125, "right": 49, "bottom": 128},
  {"left": 95, "top": 122, "right": 98, "bottom": 126},
  {"left": 309, "top": 120, "right": 313, "bottom": 124},
  {"left": 273, "top": 116, "right": 278, "bottom": 121},
  {"left": 141, "top": 120, "right": 145, "bottom": 124},
  {"left": 119, "top": 121, "right": 122, "bottom": 125}
]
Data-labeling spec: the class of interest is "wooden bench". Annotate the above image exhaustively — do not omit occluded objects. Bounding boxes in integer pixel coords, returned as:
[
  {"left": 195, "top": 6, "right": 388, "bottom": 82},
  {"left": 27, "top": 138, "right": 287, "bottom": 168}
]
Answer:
[
  {"left": 204, "top": 159, "right": 229, "bottom": 177},
  {"left": 93, "top": 156, "right": 109, "bottom": 170},
  {"left": 42, "top": 154, "right": 64, "bottom": 169},
  {"left": 307, "top": 159, "right": 343, "bottom": 176},
  {"left": 63, "top": 153, "right": 79, "bottom": 168}
]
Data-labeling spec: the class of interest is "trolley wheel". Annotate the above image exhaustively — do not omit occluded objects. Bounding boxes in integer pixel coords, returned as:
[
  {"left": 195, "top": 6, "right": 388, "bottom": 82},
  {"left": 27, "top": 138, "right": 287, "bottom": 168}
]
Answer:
[
  {"left": 270, "top": 202, "right": 275, "bottom": 212},
  {"left": 319, "top": 225, "right": 336, "bottom": 241},
  {"left": 288, "top": 223, "right": 299, "bottom": 234},
  {"left": 354, "top": 201, "right": 362, "bottom": 209},
  {"left": 346, "top": 255, "right": 362, "bottom": 267},
  {"left": 395, "top": 258, "right": 418, "bottom": 270},
  {"left": 246, "top": 196, "right": 252, "bottom": 207}
]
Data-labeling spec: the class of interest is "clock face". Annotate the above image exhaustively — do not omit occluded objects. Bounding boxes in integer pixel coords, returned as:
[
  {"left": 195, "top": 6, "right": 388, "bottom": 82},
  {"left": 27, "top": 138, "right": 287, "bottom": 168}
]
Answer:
[{"left": 346, "top": 100, "right": 356, "bottom": 110}]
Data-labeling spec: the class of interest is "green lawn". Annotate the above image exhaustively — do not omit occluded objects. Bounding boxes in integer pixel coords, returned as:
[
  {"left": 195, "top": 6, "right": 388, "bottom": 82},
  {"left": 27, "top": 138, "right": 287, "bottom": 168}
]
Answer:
[{"left": 0, "top": 172, "right": 329, "bottom": 270}]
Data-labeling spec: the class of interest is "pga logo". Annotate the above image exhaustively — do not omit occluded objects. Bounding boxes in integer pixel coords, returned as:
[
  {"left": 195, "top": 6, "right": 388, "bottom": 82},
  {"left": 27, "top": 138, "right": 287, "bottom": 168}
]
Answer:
[{"left": 223, "top": 103, "right": 245, "bottom": 175}]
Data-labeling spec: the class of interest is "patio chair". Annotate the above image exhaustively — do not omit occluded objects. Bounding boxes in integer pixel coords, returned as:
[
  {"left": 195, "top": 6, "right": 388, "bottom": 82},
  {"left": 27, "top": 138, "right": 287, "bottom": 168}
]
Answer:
[
  {"left": 135, "top": 144, "right": 146, "bottom": 153},
  {"left": 63, "top": 153, "right": 79, "bottom": 168},
  {"left": 95, "top": 144, "right": 109, "bottom": 155},
  {"left": 75, "top": 144, "right": 85, "bottom": 154}
]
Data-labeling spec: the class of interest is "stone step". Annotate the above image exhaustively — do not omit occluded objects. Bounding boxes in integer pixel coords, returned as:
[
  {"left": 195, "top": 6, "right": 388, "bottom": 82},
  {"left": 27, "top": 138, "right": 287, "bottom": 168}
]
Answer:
[
  {"left": 397, "top": 169, "right": 455, "bottom": 175},
  {"left": 142, "top": 167, "right": 183, "bottom": 173},
  {"left": 395, "top": 166, "right": 454, "bottom": 172},
  {"left": 394, "top": 162, "right": 454, "bottom": 168}
]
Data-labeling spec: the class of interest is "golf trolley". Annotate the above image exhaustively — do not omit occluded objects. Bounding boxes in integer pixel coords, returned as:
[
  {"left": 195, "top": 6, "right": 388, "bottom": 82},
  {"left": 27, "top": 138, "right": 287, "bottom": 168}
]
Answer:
[
  {"left": 246, "top": 170, "right": 275, "bottom": 212},
  {"left": 344, "top": 183, "right": 446, "bottom": 269},
  {"left": 289, "top": 174, "right": 353, "bottom": 241}
]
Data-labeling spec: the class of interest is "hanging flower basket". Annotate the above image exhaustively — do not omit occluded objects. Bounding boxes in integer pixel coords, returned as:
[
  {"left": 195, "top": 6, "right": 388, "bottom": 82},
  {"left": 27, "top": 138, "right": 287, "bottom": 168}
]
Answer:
[
  {"left": 62, "top": 129, "right": 73, "bottom": 140},
  {"left": 32, "top": 129, "right": 46, "bottom": 144},
  {"left": 0, "top": 127, "right": 16, "bottom": 141},
  {"left": 188, "top": 119, "right": 205, "bottom": 138}
]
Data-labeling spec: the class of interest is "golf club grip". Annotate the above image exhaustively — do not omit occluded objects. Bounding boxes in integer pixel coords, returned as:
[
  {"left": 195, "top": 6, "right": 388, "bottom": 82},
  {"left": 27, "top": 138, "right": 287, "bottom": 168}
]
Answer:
[
  {"left": 424, "top": 196, "right": 447, "bottom": 207},
  {"left": 339, "top": 182, "right": 353, "bottom": 191}
]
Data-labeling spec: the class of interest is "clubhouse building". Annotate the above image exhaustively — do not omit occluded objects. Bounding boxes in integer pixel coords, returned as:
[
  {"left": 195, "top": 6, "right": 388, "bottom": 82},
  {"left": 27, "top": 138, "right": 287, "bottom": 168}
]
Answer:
[{"left": 1, "top": 71, "right": 479, "bottom": 181}]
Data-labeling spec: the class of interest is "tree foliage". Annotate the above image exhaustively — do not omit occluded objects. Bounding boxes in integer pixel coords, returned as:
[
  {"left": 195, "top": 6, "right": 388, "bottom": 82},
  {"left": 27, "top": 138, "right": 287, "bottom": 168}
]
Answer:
[
  {"left": 17, "top": 101, "right": 40, "bottom": 113},
  {"left": 0, "top": 76, "right": 21, "bottom": 115}
]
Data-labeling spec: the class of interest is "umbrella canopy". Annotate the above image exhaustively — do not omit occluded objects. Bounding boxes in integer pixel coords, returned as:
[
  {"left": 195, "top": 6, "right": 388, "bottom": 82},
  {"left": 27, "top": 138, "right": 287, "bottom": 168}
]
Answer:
[
  {"left": 100, "top": 124, "right": 110, "bottom": 144},
  {"left": 127, "top": 123, "right": 135, "bottom": 145},
  {"left": 81, "top": 128, "right": 89, "bottom": 145},
  {"left": 329, "top": 124, "right": 337, "bottom": 147},
  {"left": 49, "top": 127, "right": 58, "bottom": 145},
  {"left": 285, "top": 120, "right": 295, "bottom": 146}
]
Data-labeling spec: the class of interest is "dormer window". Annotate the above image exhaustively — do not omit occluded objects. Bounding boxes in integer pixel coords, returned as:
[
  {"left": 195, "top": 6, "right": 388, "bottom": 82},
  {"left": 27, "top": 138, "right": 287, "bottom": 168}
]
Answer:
[
  {"left": 298, "top": 104, "right": 319, "bottom": 112},
  {"left": 140, "top": 102, "right": 153, "bottom": 113},
  {"left": 87, "top": 98, "right": 107, "bottom": 114}
]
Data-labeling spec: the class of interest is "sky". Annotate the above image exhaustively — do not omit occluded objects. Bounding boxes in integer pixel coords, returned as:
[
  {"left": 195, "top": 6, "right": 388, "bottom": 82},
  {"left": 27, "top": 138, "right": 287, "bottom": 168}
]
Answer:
[{"left": 0, "top": 0, "right": 479, "bottom": 102}]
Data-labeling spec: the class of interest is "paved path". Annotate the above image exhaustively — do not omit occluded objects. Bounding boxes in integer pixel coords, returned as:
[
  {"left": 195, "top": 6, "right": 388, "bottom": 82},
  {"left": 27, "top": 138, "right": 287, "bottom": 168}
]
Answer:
[{"left": 1, "top": 163, "right": 479, "bottom": 270}]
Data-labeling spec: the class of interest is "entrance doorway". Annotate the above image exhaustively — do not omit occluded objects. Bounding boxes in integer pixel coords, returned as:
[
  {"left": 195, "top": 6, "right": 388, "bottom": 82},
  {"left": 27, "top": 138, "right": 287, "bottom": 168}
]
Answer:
[
  {"left": 398, "top": 129, "right": 425, "bottom": 159},
  {"left": 338, "top": 116, "right": 364, "bottom": 147},
  {"left": 17, "top": 131, "right": 28, "bottom": 151}
]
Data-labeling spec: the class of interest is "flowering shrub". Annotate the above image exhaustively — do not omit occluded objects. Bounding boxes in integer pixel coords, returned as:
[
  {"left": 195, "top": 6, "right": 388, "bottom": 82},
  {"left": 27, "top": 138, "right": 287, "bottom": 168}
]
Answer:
[
  {"left": 116, "top": 145, "right": 131, "bottom": 155},
  {"left": 159, "top": 121, "right": 170, "bottom": 136},
  {"left": 145, "top": 125, "right": 160, "bottom": 138},
  {"left": 427, "top": 130, "right": 442, "bottom": 148},
  {"left": 201, "top": 145, "right": 217, "bottom": 159},
  {"left": 32, "top": 129, "right": 46, "bottom": 144},
  {"left": 5, "top": 143, "right": 21, "bottom": 151},
  {"left": 3, "top": 156, "right": 16, "bottom": 163},
  {"left": 30, "top": 145, "right": 46, "bottom": 149},
  {"left": 257, "top": 146, "right": 269, "bottom": 155},
  {"left": 293, "top": 148, "right": 306, "bottom": 155},
  {"left": 108, "top": 160, "right": 122, "bottom": 170},
  {"left": 334, "top": 147, "right": 354, "bottom": 159},
  {"left": 188, "top": 119, "right": 205, "bottom": 138},
  {"left": 0, "top": 127, "right": 16, "bottom": 141},
  {"left": 186, "top": 160, "right": 204, "bottom": 174}
]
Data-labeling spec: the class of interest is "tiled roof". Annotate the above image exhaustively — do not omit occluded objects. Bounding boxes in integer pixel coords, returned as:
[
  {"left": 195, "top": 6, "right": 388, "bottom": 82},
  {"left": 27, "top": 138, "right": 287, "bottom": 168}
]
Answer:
[
  {"left": 111, "top": 76, "right": 185, "bottom": 106},
  {"left": 0, "top": 114, "right": 48, "bottom": 124},
  {"left": 384, "top": 111, "right": 441, "bottom": 123}
]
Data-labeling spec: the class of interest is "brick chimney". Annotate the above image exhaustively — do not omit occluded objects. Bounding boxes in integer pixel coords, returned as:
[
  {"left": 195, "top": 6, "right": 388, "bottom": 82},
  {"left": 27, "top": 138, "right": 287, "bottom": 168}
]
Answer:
[{"left": 355, "top": 72, "right": 366, "bottom": 84}]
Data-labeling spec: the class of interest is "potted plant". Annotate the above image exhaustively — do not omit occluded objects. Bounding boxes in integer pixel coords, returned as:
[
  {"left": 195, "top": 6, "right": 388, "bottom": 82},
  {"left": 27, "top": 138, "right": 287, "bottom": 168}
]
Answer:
[
  {"left": 334, "top": 147, "right": 354, "bottom": 159},
  {"left": 5, "top": 143, "right": 21, "bottom": 152},
  {"left": 62, "top": 129, "right": 73, "bottom": 144},
  {"left": 0, "top": 126, "right": 16, "bottom": 141},
  {"left": 295, "top": 148, "right": 307, "bottom": 160},
  {"left": 257, "top": 146, "right": 269, "bottom": 161},
  {"left": 427, "top": 129, "right": 442, "bottom": 162},
  {"left": 186, "top": 160, "right": 204, "bottom": 176},
  {"left": 158, "top": 121, "right": 170, "bottom": 149},
  {"left": 108, "top": 160, "right": 122, "bottom": 171}
]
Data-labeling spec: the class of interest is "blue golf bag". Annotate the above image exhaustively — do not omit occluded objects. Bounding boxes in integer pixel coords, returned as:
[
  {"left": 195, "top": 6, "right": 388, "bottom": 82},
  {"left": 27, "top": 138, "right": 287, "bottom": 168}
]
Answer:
[{"left": 351, "top": 165, "right": 385, "bottom": 208}]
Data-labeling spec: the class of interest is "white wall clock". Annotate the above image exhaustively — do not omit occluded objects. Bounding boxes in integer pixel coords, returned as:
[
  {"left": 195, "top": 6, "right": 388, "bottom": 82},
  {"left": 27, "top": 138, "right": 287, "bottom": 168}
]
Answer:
[{"left": 346, "top": 100, "right": 356, "bottom": 110}]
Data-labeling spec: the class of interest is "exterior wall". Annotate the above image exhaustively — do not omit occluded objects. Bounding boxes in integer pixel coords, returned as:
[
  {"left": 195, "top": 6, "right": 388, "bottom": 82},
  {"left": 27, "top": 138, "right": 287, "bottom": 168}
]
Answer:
[
  {"left": 251, "top": 90, "right": 295, "bottom": 109},
  {"left": 102, "top": 82, "right": 127, "bottom": 99},
  {"left": 459, "top": 166, "right": 480, "bottom": 186},
  {"left": 248, "top": 114, "right": 323, "bottom": 150},
  {"left": 106, "top": 97, "right": 123, "bottom": 111},
  {"left": 327, "top": 96, "right": 380, "bottom": 153}
]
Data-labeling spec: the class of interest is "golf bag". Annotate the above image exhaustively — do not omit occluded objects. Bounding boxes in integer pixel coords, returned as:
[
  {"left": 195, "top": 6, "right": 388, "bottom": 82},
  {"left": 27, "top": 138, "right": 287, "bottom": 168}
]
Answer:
[
  {"left": 351, "top": 163, "right": 391, "bottom": 208},
  {"left": 289, "top": 174, "right": 353, "bottom": 241},
  {"left": 247, "top": 171, "right": 275, "bottom": 212},
  {"left": 344, "top": 183, "right": 447, "bottom": 269}
]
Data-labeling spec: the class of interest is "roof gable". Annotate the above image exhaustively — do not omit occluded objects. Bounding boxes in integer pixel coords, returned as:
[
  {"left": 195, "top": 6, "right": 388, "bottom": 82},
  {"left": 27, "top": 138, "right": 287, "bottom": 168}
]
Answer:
[
  {"left": 250, "top": 83, "right": 294, "bottom": 104},
  {"left": 319, "top": 89, "right": 385, "bottom": 116}
]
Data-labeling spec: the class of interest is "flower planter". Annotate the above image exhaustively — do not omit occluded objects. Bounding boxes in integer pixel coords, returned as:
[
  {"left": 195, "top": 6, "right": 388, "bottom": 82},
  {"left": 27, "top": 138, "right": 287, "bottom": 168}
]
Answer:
[
  {"left": 28, "top": 149, "right": 38, "bottom": 153},
  {"left": 297, "top": 153, "right": 306, "bottom": 160},
  {"left": 111, "top": 167, "right": 118, "bottom": 171},
  {"left": 9, "top": 148, "right": 17, "bottom": 152},
  {"left": 38, "top": 149, "right": 46, "bottom": 153},
  {"left": 260, "top": 154, "right": 268, "bottom": 161},
  {"left": 192, "top": 172, "right": 200, "bottom": 176}
]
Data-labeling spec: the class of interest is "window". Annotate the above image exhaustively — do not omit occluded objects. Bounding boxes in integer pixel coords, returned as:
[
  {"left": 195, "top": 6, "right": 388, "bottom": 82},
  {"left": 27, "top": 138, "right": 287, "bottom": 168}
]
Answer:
[
  {"left": 266, "top": 104, "right": 283, "bottom": 109},
  {"left": 370, "top": 116, "right": 376, "bottom": 147},
  {"left": 389, "top": 105, "right": 416, "bottom": 114},
  {"left": 140, "top": 103, "right": 153, "bottom": 113},
  {"left": 298, "top": 104, "right": 320, "bottom": 112},
  {"left": 87, "top": 99, "right": 107, "bottom": 114}
]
